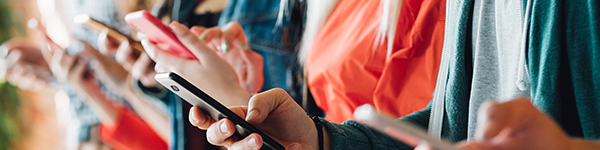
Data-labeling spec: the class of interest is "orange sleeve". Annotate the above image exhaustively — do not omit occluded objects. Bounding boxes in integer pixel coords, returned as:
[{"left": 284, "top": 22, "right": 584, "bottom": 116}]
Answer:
[{"left": 99, "top": 107, "right": 168, "bottom": 150}]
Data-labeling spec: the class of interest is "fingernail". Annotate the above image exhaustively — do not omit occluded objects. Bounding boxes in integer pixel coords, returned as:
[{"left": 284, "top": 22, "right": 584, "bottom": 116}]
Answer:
[
  {"left": 98, "top": 29, "right": 109, "bottom": 42},
  {"left": 247, "top": 136, "right": 258, "bottom": 148},
  {"left": 119, "top": 41, "right": 130, "bottom": 50},
  {"left": 169, "top": 21, "right": 183, "bottom": 35},
  {"left": 246, "top": 109, "right": 259, "bottom": 121},
  {"left": 222, "top": 40, "right": 230, "bottom": 53},
  {"left": 0, "top": 45, "right": 7, "bottom": 57},
  {"left": 168, "top": 21, "right": 178, "bottom": 30},
  {"left": 199, "top": 34, "right": 207, "bottom": 41},
  {"left": 289, "top": 144, "right": 302, "bottom": 150},
  {"left": 220, "top": 120, "right": 229, "bottom": 134},
  {"left": 239, "top": 42, "right": 250, "bottom": 52},
  {"left": 141, "top": 39, "right": 155, "bottom": 57},
  {"left": 189, "top": 108, "right": 199, "bottom": 125}
]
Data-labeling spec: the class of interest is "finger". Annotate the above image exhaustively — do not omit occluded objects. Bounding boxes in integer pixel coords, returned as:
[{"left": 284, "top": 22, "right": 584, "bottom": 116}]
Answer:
[
  {"left": 414, "top": 143, "right": 435, "bottom": 150},
  {"left": 0, "top": 38, "right": 27, "bottom": 58},
  {"left": 475, "top": 98, "right": 533, "bottom": 140},
  {"left": 97, "top": 28, "right": 116, "bottom": 55},
  {"left": 66, "top": 58, "right": 87, "bottom": 81},
  {"left": 55, "top": 51, "right": 76, "bottom": 73},
  {"left": 169, "top": 21, "right": 220, "bottom": 62},
  {"left": 239, "top": 50, "right": 263, "bottom": 93},
  {"left": 79, "top": 41, "right": 105, "bottom": 60},
  {"left": 189, "top": 106, "right": 216, "bottom": 129},
  {"left": 115, "top": 41, "right": 137, "bottom": 71},
  {"left": 131, "top": 52, "right": 156, "bottom": 85},
  {"left": 474, "top": 101, "right": 511, "bottom": 140},
  {"left": 141, "top": 39, "right": 188, "bottom": 69},
  {"left": 456, "top": 141, "right": 487, "bottom": 150},
  {"left": 221, "top": 22, "right": 248, "bottom": 54},
  {"left": 190, "top": 26, "right": 207, "bottom": 37},
  {"left": 206, "top": 119, "right": 237, "bottom": 146},
  {"left": 245, "top": 88, "right": 290, "bottom": 124},
  {"left": 228, "top": 133, "right": 262, "bottom": 150},
  {"left": 199, "top": 26, "right": 222, "bottom": 43},
  {"left": 5, "top": 50, "right": 22, "bottom": 67}
]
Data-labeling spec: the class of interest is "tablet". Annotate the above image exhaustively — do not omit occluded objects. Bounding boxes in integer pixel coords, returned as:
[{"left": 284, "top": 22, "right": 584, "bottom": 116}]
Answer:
[
  {"left": 155, "top": 72, "right": 284, "bottom": 150},
  {"left": 354, "top": 104, "right": 458, "bottom": 150}
]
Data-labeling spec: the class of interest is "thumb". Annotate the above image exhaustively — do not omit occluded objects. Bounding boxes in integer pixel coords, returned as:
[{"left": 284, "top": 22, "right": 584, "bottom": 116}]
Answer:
[{"left": 245, "top": 88, "right": 290, "bottom": 124}]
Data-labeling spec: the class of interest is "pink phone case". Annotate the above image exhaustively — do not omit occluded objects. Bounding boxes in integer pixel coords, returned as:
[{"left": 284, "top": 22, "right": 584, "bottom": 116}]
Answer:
[{"left": 125, "top": 10, "right": 196, "bottom": 59}]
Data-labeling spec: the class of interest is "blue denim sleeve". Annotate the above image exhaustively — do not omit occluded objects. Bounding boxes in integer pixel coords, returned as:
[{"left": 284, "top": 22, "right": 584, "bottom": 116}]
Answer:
[{"left": 323, "top": 106, "right": 431, "bottom": 150}]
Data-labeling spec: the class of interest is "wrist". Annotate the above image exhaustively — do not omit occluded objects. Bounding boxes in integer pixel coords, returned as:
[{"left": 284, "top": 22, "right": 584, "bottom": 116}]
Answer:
[{"left": 226, "top": 87, "right": 252, "bottom": 106}]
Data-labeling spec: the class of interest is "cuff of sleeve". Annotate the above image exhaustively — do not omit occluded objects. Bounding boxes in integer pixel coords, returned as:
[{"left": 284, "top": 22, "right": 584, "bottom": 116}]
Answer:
[
  {"left": 320, "top": 118, "right": 412, "bottom": 150},
  {"left": 135, "top": 80, "right": 169, "bottom": 100}
]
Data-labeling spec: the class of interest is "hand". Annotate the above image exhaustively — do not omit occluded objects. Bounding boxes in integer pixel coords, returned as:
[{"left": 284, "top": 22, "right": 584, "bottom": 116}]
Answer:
[
  {"left": 97, "top": 30, "right": 160, "bottom": 88},
  {"left": 195, "top": 22, "right": 264, "bottom": 94},
  {"left": 0, "top": 38, "right": 52, "bottom": 91},
  {"left": 142, "top": 21, "right": 251, "bottom": 106},
  {"left": 416, "top": 98, "right": 600, "bottom": 150},
  {"left": 188, "top": 88, "right": 321, "bottom": 150},
  {"left": 79, "top": 40, "right": 137, "bottom": 97}
]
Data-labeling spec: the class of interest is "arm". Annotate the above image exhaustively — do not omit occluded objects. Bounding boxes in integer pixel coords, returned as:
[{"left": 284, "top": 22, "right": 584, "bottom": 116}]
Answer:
[
  {"left": 322, "top": 106, "right": 431, "bottom": 150},
  {"left": 188, "top": 88, "right": 432, "bottom": 150}
]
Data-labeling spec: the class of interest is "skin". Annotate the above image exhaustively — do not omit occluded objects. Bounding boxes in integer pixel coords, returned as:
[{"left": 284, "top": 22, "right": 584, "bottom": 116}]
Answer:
[
  {"left": 97, "top": 30, "right": 160, "bottom": 88},
  {"left": 0, "top": 38, "right": 52, "bottom": 91},
  {"left": 141, "top": 21, "right": 254, "bottom": 107},
  {"left": 195, "top": 22, "right": 264, "bottom": 94}
]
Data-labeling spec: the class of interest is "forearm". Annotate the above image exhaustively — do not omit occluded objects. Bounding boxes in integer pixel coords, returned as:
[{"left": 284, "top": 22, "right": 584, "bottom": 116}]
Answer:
[
  {"left": 124, "top": 89, "right": 172, "bottom": 142},
  {"left": 81, "top": 87, "right": 119, "bottom": 126}
]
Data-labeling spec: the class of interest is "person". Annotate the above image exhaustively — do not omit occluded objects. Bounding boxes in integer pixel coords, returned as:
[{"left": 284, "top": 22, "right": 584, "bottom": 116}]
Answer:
[
  {"left": 2, "top": 0, "right": 172, "bottom": 149},
  {"left": 298, "top": 0, "right": 445, "bottom": 123},
  {"left": 135, "top": 1, "right": 308, "bottom": 149},
  {"left": 185, "top": 0, "right": 600, "bottom": 149}
]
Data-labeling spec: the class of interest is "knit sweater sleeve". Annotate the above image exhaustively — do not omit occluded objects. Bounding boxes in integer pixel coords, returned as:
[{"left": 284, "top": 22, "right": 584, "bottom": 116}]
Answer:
[{"left": 324, "top": 106, "right": 431, "bottom": 150}]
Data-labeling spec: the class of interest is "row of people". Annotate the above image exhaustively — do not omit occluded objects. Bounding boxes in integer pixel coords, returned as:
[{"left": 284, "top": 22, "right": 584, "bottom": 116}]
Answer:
[{"left": 1, "top": 0, "right": 599, "bottom": 150}]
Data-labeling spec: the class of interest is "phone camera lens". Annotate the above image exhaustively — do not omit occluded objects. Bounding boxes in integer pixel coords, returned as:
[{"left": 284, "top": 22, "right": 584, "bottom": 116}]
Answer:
[{"left": 170, "top": 85, "right": 180, "bottom": 91}]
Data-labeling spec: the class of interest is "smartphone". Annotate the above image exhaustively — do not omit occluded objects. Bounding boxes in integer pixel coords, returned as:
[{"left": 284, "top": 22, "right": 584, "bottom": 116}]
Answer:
[
  {"left": 155, "top": 72, "right": 284, "bottom": 150},
  {"left": 354, "top": 104, "right": 459, "bottom": 150},
  {"left": 124, "top": 11, "right": 196, "bottom": 59},
  {"left": 73, "top": 14, "right": 145, "bottom": 52}
]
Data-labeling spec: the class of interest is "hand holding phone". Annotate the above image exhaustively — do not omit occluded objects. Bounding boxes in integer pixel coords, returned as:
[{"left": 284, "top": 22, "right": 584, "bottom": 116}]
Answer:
[
  {"left": 155, "top": 72, "right": 284, "bottom": 150},
  {"left": 125, "top": 11, "right": 196, "bottom": 59},
  {"left": 74, "top": 14, "right": 145, "bottom": 52}
]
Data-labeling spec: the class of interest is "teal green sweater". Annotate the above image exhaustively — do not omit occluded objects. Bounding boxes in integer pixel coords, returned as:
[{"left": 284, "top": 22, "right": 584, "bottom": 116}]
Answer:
[{"left": 324, "top": 0, "right": 600, "bottom": 149}]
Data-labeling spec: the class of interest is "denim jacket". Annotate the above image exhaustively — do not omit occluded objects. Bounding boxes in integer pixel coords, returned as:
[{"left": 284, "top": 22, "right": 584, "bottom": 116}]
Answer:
[{"left": 219, "top": 0, "right": 306, "bottom": 101}]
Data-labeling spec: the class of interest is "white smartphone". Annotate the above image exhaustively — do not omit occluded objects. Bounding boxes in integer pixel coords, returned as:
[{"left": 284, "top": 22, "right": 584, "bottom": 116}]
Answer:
[
  {"left": 155, "top": 72, "right": 284, "bottom": 150},
  {"left": 354, "top": 104, "right": 459, "bottom": 150}
]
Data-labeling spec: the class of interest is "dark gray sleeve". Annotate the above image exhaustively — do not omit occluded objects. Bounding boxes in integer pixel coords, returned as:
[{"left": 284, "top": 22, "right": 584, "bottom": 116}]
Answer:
[{"left": 323, "top": 106, "right": 431, "bottom": 150}]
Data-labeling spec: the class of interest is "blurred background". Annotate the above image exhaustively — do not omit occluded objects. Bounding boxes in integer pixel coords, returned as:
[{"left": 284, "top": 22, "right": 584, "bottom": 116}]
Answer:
[{"left": 0, "top": 0, "right": 68, "bottom": 149}]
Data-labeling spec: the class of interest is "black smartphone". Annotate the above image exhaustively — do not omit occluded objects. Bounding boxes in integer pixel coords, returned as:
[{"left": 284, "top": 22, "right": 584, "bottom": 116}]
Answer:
[{"left": 155, "top": 72, "right": 284, "bottom": 150}]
